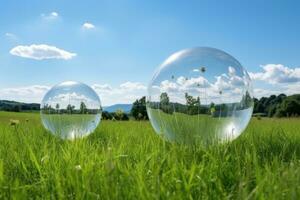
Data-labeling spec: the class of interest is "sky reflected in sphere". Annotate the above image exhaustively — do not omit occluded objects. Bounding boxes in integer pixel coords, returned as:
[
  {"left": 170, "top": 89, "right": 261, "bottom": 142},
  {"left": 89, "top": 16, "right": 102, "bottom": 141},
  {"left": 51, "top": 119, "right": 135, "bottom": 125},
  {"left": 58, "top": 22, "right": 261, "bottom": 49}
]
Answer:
[
  {"left": 40, "top": 81, "right": 102, "bottom": 139},
  {"left": 147, "top": 47, "right": 254, "bottom": 145}
]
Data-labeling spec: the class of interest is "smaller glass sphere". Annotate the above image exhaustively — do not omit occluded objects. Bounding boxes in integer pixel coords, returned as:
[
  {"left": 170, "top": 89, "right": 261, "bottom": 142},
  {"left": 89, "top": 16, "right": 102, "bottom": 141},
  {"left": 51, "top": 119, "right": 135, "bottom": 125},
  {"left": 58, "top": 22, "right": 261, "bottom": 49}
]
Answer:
[
  {"left": 146, "top": 47, "right": 254, "bottom": 145},
  {"left": 40, "top": 81, "right": 102, "bottom": 139}
]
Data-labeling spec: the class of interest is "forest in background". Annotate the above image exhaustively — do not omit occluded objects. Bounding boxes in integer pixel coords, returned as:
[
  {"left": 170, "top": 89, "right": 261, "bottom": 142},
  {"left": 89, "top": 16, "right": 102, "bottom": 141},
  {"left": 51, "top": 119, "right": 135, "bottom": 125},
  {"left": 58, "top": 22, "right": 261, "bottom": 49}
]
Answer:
[{"left": 1, "top": 94, "right": 300, "bottom": 119}]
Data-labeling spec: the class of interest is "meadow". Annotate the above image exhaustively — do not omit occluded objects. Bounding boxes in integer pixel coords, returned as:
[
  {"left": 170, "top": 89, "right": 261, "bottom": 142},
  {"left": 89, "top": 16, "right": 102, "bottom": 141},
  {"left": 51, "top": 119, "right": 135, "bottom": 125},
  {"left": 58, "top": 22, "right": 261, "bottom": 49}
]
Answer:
[{"left": 0, "top": 111, "right": 300, "bottom": 199}]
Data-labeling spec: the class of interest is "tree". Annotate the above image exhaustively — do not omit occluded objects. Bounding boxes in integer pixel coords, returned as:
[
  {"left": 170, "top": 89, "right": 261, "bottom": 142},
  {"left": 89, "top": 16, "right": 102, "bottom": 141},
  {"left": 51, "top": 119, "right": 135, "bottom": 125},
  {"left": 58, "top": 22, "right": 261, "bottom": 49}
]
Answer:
[
  {"left": 80, "top": 102, "right": 87, "bottom": 114},
  {"left": 253, "top": 93, "right": 287, "bottom": 117},
  {"left": 102, "top": 111, "right": 113, "bottom": 120},
  {"left": 275, "top": 95, "right": 300, "bottom": 117},
  {"left": 13, "top": 105, "right": 21, "bottom": 112},
  {"left": 55, "top": 103, "right": 60, "bottom": 114},
  {"left": 240, "top": 91, "right": 253, "bottom": 109},
  {"left": 185, "top": 93, "right": 201, "bottom": 115},
  {"left": 67, "top": 104, "right": 75, "bottom": 114},
  {"left": 210, "top": 103, "right": 216, "bottom": 116},
  {"left": 131, "top": 96, "right": 148, "bottom": 120},
  {"left": 112, "top": 109, "right": 129, "bottom": 120},
  {"left": 160, "top": 92, "right": 172, "bottom": 114},
  {"left": 115, "top": 109, "right": 124, "bottom": 120},
  {"left": 160, "top": 92, "right": 169, "bottom": 104}
]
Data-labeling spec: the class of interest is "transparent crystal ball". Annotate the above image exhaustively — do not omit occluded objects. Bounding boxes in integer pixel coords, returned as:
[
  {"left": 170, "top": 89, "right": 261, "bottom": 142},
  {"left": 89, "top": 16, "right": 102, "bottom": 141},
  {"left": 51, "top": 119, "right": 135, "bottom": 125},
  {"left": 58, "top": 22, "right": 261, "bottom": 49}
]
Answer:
[
  {"left": 40, "top": 81, "right": 102, "bottom": 139},
  {"left": 146, "top": 47, "right": 254, "bottom": 145}
]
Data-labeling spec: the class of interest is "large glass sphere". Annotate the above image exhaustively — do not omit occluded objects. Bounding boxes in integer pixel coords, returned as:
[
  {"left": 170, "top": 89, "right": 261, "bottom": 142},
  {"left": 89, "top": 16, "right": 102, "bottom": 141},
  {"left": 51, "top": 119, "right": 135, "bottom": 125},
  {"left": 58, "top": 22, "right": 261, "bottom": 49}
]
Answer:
[
  {"left": 41, "top": 81, "right": 102, "bottom": 139},
  {"left": 147, "top": 47, "right": 254, "bottom": 145}
]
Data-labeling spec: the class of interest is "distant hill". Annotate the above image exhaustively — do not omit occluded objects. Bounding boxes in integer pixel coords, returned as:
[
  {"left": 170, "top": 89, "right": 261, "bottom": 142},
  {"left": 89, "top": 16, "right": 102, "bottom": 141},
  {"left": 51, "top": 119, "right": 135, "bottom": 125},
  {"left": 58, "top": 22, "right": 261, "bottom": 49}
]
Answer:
[
  {"left": 103, "top": 104, "right": 132, "bottom": 113},
  {"left": 0, "top": 100, "right": 40, "bottom": 112},
  {"left": 0, "top": 100, "right": 133, "bottom": 113}
]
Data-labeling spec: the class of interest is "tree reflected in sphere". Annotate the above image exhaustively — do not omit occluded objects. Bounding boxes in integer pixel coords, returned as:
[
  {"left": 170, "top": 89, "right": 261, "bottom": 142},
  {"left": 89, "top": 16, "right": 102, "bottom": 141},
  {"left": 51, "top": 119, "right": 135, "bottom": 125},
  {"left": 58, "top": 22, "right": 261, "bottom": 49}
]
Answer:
[
  {"left": 146, "top": 47, "right": 254, "bottom": 145},
  {"left": 41, "top": 81, "right": 102, "bottom": 139}
]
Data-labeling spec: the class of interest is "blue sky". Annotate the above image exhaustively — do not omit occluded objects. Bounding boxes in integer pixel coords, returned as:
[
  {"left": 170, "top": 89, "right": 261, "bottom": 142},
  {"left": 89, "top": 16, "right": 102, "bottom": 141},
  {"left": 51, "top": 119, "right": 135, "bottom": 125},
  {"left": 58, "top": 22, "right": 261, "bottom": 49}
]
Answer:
[{"left": 1, "top": 0, "right": 300, "bottom": 105}]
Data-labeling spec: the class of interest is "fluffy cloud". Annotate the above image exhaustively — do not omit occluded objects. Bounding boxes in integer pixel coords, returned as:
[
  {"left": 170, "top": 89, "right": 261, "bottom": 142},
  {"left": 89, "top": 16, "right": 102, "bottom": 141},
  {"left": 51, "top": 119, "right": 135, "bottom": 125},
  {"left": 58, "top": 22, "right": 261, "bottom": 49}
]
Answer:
[
  {"left": 253, "top": 88, "right": 282, "bottom": 99},
  {"left": 10, "top": 44, "right": 77, "bottom": 60},
  {"left": 41, "top": 12, "right": 59, "bottom": 20},
  {"left": 150, "top": 66, "right": 250, "bottom": 104},
  {"left": 248, "top": 64, "right": 300, "bottom": 98},
  {"left": 0, "top": 85, "right": 50, "bottom": 103},
  {"left": 0, "top": 82, "right": 147, "bottom": 106},
  {"left": 249, "top": 64, "right": 300, "bottom": 84},
  {"left": 92, "top": 84, "right": 112, "bottom": 92},
  {"left": 119, "top": 82, "right": 146, "bottom": 90},
  {"left": 46, "top": 92, "right": 100, "bottom": 109},
  {"left": 92, "top": 82, "right": 147, "bottom": 105},
  {"left": 156, "top": 66, "right": 247, "bottom": 94},
  {"left": 82, "top": 22, "right": 95, "bottom": 30}
]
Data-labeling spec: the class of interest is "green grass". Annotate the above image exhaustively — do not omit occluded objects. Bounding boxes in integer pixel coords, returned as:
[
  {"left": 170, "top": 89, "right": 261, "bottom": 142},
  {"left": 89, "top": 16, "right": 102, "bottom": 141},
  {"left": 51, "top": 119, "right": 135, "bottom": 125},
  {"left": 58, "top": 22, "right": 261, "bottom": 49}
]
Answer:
[
  {"left": 147, "top": 108, "right": 252, "bottom": 145},
  {"left": 0, "top": 111, "right": 300, "bottom": 199},
  {"left": 41, "top": 114, "right": 100, "bottom": 139}
]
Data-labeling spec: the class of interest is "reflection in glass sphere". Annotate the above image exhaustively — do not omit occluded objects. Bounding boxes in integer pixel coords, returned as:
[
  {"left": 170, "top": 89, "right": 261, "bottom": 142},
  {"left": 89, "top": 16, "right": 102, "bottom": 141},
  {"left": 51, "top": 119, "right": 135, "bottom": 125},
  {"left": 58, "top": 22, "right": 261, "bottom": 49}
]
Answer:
[
  {"left": 41, "top": 81, "right": 102, "bottom": 139},
  {"left": 146, "top": 47, "right": 254, "bottom": 145}
]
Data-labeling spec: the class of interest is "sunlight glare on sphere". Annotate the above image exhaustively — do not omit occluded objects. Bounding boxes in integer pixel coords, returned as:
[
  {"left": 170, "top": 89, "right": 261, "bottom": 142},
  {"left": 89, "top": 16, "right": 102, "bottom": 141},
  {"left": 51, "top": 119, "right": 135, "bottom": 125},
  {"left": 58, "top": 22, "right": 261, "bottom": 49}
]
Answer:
[
  {"left": 146, "top": 47, "right": 254, "bottom": 145},
  {"left": 40, "top": 81, "right": 102, "bottom": 139}
]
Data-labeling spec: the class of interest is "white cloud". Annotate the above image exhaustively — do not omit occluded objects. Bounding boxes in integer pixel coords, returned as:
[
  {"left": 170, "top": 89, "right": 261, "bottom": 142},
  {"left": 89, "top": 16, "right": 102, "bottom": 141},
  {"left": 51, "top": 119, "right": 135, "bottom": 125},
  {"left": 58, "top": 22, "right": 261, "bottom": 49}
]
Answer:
[
  {"left": 228, "top": 66, "right": 236, "bottom": 76},
  {"left": 252, "top": 84, "right": 300, "bottom": 99},
  {"left": 5, "top": 33, "right": 17, "bottom": 40},
  {"left": 46, "top": 92, "right": 100, "bottom": 109},
  {"left": 41, "top": 12, "right": 59, "bottom": 20},
  {"left": 247, "top": 64, "right": 300, "bottom": 98},
  {"left": 10, "top": 44, "right": 77, "bottom": 60},
  {"left": 82, "top": 22, "right": 95, "bottom": 30},
  {"left": 157, "top": 66, "right": 247, "bottom": 94},
  {"left": 0, "top": 85, "right": 50, "bottom": 103},
  {"left": 119, "top": 82, "right": 146, "bottom": 90},
  {"left": 253, "top": 88, "right": 282, "bottom": 99},
  {"left": 51, "top": 12, "right": 58, "bottom": 17},
  {"left": 92, "top": 84, "right": 112, "bottom": 92},
  {"left": 92, "top": 82, "right": 147, "bottom": 105},
  {"left": 160, "top": 80, "right": 179, "bottom": 93},
  {"left": 151, "top": 66, "right": 251, "bottom": 104},
  {"left": 0, "top": 81, "right": 147, "bottom": 106},
  {"left": 281, "top": 83, "right": 300, "bottom": 96},
  {"left": 249, "top": 64, "right": 300, "bottom": 84}
]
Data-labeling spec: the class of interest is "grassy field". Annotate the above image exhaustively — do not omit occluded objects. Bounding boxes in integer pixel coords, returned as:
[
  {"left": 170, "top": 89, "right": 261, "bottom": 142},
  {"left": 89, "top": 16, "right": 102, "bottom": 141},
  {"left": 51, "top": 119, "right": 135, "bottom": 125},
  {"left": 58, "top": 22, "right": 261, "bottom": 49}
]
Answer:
[
  {"left": 147, "top": 108, "right": 252, "bottom": 145},
  {"left": 41, "top": 114, "right": 101, "bottom": 139},
  {"left": 0, "top": 112, "right": 300, "bottom": 199}
]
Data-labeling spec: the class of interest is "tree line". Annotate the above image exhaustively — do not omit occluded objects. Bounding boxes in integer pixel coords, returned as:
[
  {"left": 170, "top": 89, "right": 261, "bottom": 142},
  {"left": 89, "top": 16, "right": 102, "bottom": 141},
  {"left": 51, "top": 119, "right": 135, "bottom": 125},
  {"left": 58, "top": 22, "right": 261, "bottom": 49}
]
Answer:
[
  {"left": 253, "top": 94, "right": 300, "bottom": 117},
  {"left": 0, "top": 100, "right": 40, "bottom": 112},
  {"left": 1, "top": 93, "right": 300, "bottom": 118},
  {"left": 41, "top": 102, "right": 100, "bottom": 115},
  {"left": 102, "top": 96, "right": 148, "bottom": 121},
  {"left": 148, "top": 91, "right": 253, "bottom": 117}
]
